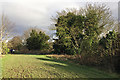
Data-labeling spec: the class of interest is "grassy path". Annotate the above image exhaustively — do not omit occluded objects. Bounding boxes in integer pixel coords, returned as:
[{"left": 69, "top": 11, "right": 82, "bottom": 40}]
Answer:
[{"left": 2, "top": 54, "right": 118, "bottom": 78}]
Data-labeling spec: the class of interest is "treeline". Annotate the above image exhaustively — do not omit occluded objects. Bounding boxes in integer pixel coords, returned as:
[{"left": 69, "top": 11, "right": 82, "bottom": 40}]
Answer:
[
  {"left": 2, "top": 4, "right": 120, "bottom": 73},
  {"left": 6, "top": 28, "right": 51, "bottom": 54}
]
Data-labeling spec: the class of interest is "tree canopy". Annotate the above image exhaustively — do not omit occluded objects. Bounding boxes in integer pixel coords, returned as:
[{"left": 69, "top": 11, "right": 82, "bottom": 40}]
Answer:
[
  {"left": 8, "top": 36, "right": 22, "bottom": 50},
  {"left": 26, "top": 29, "right": 50, "bottom": 50},
  {"left": 53, "top": 4, "right": 118, "bottom": 55}
]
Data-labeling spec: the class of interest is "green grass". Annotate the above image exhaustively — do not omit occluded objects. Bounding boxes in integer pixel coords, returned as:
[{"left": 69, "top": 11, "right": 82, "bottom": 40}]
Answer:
[
  {"left": 0, "top": 56, "right": 2, "bottom": 79},
  {"left": 2, "top": 54, "right": 119, "bottom": 78}
]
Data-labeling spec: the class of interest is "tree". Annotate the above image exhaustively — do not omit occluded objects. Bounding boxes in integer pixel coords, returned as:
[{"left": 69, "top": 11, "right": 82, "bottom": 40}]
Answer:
[
  {"left": 22, "top": 27, "right": 42, "bottom": 45},
  {"left": 8, "top": 36, "right": 22, "bottom": 50},
  {"left": 53, "top": 4, "right": 117, "bottom": 55},
  {"left": 26, "top": 29, "right": 50, "bottom": 50},
  {"left": 53, "top": 12, "right": 85, "bottom": 54},
  {"left": 0, "top": 14, "right": 15, "bottom": 54}
]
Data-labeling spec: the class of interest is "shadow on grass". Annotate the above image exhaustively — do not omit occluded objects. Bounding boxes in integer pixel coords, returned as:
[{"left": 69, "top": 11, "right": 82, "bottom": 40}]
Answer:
[
  {"left": 36, "top": 57, "right": 62, "bottom": 62},
  {"left": 36, "top": 56, "right": 118, "bottom": 78},
  {"left": 36, "top": 57, "right": 68, "bottom": 67}
]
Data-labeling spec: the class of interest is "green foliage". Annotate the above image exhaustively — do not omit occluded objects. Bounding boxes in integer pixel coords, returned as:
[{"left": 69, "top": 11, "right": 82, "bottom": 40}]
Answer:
[
  {"left": 99, "top": 31, "right": 120, "bottom": 72},
  {"left": 52, "top": 4, "right": 119, "bottom": 73},
  {"left": 53, "top": 4, "right": 114, "bottom": 55},
  {"left": 54, "top": 12, "right": 85, "bottom": 54},
  {"left": 26, "top": 29, "right": 50, "bottom": 50},
  {"left": 99, "top": 31, "right": 118, "bottom": 56},
  {"left": 8, "top": 36, "right": 23, "bottom": 50},
  {"left": 2, "top": 41, "right": 9, "bottom": 54}
]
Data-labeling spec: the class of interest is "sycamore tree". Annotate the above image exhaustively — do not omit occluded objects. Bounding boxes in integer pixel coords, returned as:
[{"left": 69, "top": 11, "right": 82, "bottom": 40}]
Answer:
[
  {"left": 53, "top": 4, "right": 118, "bottom": 55},
  {"left": 0, "top": 14, "right": 14, "bottom": 54}
]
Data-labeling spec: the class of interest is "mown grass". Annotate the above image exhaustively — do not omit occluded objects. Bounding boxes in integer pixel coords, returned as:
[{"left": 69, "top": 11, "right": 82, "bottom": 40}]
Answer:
[
  {"left": 0, "top": 56, "right": 2, "bottom": 79},
  {"left": 1, "top": 54, "right": 119, "bottom": 78}
]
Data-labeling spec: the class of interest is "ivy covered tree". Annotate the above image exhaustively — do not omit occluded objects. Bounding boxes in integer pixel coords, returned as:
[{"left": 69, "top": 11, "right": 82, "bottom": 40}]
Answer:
[
  {"left": 53, "top": 4, "right": 117, "bottom": 55},
  {"left": 26, "top": 29, "right": 50, "bottom": 50},
  {"left": 54, "top": 12, "right": 85, "bottom": 54}
]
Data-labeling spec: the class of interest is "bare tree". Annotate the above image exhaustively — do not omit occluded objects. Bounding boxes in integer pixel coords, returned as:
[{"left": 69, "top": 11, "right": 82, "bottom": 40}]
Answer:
[{"left": 0, "top": 14, "right": 15, "bottom": 54}]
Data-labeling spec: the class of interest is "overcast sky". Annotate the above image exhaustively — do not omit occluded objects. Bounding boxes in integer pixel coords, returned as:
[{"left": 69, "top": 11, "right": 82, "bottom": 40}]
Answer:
[{"left": 0, "top": 0, "right": 119, "bottom": 36}]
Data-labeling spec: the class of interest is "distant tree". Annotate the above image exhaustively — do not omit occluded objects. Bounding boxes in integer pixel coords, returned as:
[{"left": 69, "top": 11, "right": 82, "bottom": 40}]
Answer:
[
  {"left": 22, "top": 27, "right": 42, "bottom": 45},
  {"left": 26, "top": 29, "right": 50, "bottom": 50},
  {"left": 8, "top": 36, "right": 22, "bottom": 50}
]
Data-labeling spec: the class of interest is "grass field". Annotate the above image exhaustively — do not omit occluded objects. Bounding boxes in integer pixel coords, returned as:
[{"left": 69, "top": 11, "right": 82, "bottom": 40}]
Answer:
[
  {"left": 0, "top": 56, "right": 2, "bottom": 79},
  {"left": 1, "top": 54, "right": 119, "bottom": 78}
]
